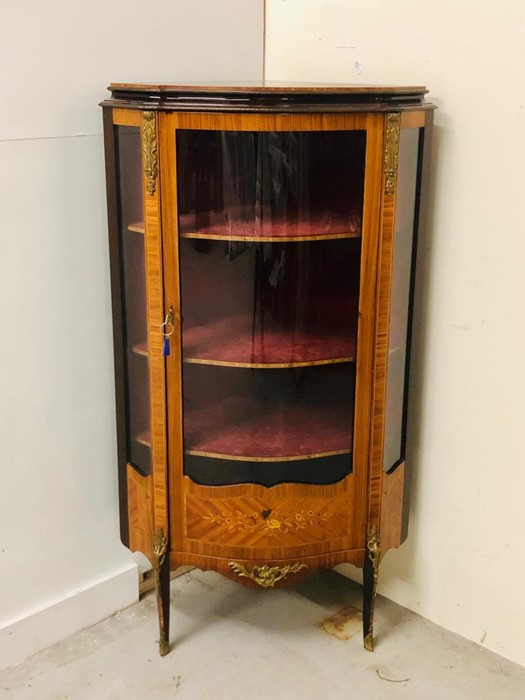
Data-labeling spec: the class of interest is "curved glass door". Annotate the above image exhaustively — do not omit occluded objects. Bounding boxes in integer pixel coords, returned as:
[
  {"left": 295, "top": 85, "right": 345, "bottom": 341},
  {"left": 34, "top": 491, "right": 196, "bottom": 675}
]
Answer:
[
  {"left": 115, "top": 125, "right": 151, "bottom": 475},
  {"left": 383, "top": 128, "right": 422, "bottom": 472},
  {"left": 177, "top": 129, "right": 366, "bottom": 487}
]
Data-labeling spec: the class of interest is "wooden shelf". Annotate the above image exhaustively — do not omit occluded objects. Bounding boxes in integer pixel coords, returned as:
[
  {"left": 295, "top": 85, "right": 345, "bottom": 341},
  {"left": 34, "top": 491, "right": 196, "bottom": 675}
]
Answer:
[
  {"left": 132, "top": 342, "right": 149, "bottom": 357},
  {"left": 184, "top": 396, "right": 353, "bottom": 463},
  {"left": 183, "top": 316, "right": 356, "bottom": 369},
  {"left": 133, "top": 333, "right": 356, "bottom": 368},
  {"left": 129, "top": 219, "right": 361, "bottom": 241},
  {"left": 135, "top": 431, "right": 151, "bottom": 448},
  {"left": 185, "top": 356, "right": 354, "bottom": 369},
  {"left": 186, "top": 448, "right": 350, "bottom": 463},
  {"left": 181, "top": 231, "right": 360, "bottom": 243},
  {"left": 179, "top": 211, "right": 361, "bottom": 243},
  {"left": 125, "top": 223, "right": 360, "bottom": 242}
]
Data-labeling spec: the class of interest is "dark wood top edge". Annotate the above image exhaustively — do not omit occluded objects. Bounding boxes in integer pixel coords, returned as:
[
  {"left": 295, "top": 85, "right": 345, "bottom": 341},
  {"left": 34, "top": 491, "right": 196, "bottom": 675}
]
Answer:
[
  {"left": 100, "top": 97, "right": 436, "bottom": 114},
  {"left": 102, "top": 82, "right": 435, "bottom": 113},
  {"left": 108, "top": 81, "right": 428, "bottom": 96}
]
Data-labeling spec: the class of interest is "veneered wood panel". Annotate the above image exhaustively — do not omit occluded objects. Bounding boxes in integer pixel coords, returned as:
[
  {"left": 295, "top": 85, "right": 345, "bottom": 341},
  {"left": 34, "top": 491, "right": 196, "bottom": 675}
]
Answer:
[
  {"left": 170, "top": 112, "right": 370, "bottom": 132},
  {"left": 112, "top": 109, "right": 142, "bottom": 127},
  {"left": 170, "top": 549, "right": 366, "bottom": 588},
  {"left": 142, "top": 113, "right": 169, "bottom": 538},
  {"left": 185, "top": 490, "right": 355, "bottom": 552},
  {"left": 380, "top": 463, "right": 405, "bottom": 555},
  {"left": 159, "top": 114, "right": 185, "bottom": 553},
  {"left": 367, "top": 114, "right": 400, "bottom": 536},
  {"left": 401, "top": 111, "right": 426, "bottom": 129},
  {"left": 127, "top": 465, "right": 154, "bottom": 561}
]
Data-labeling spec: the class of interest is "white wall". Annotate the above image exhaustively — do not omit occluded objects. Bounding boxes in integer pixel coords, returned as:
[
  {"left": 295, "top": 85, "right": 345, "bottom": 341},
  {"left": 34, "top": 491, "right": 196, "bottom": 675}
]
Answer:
[
  {"left": 0, "top": 0, "right": 263, "bottom": 669},
  {"left": 266, "top": 0, "right": 525, "bottom": 667}
]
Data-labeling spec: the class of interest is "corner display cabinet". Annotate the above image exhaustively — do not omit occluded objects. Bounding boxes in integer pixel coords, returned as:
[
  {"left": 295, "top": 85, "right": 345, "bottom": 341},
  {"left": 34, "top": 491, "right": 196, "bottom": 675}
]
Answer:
[{"left": 101, "top": 81, "right": 434, "bottom": 657}]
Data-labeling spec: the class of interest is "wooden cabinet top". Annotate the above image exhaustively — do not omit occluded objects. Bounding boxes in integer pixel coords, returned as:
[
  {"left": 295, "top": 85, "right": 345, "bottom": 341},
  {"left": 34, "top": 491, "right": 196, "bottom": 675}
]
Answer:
[{"left": 102, "top": 81, "right": 434, "bottom": 113}]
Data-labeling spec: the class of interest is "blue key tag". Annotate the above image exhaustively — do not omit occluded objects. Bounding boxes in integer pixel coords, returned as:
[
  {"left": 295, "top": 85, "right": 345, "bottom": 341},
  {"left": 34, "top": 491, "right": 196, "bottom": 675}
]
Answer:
[{"left": 161, "top": 308, "right": 174, "bottom": 357}]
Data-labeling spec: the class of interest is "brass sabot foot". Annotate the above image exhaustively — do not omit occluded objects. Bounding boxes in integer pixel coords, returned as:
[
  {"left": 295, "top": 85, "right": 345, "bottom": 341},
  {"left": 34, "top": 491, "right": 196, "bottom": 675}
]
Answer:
[
  {"left": 159, "top": 636, "right": 170, "bottom": 657},
  {"left": 364, "top": 631, "right": 374, "bottom": 652}
]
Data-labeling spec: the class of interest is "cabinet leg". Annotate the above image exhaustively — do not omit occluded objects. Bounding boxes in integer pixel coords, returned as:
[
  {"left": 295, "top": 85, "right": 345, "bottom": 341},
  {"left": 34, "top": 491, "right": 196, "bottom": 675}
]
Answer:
[
  {"left": 363, "top": 525, "right": 381, "bottom": 652},
  {"left": 153, "top": 528, "right": 170, "bottom": 657}
]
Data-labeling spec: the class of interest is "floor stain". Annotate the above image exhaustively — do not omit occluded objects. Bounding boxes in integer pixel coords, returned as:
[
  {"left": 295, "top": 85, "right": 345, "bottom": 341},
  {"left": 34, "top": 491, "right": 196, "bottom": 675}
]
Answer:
[
  {"left": 321, "top": 604, "right": 362, "bottom": 640},
  {"left": 174, "top": 675, "right": 182, "bottom": 695}
]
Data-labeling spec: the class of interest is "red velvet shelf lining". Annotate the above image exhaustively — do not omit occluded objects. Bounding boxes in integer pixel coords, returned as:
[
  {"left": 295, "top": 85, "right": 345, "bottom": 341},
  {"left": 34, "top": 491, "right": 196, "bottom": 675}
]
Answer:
[
  {"left": 184, "top": 396, "right": 353, "bottom": 460},
  {"left": 183, "top": 316, "right": 356, "bottom": 366},
  {"left": 179, "top": 210, "right": 361, "bottom": 240}
]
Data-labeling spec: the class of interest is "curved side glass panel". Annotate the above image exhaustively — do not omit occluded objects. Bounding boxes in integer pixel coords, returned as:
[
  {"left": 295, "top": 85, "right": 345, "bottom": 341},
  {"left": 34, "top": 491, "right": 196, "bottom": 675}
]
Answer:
[
  {"left": 115, "top": 126, "right": 151, "bottom": 475},
  {"left": 383, "top": 128, "right": 422, "bottom": 472},
  {"left": 176, "top": 129, "right": 366, "bottom": 487}
]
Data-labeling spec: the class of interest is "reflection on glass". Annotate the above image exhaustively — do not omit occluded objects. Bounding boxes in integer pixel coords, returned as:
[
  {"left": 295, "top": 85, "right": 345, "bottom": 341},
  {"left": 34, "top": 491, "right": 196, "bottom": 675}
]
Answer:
[
  {"left": 177, "top": 129, "right": 366, "bottom": 487},
  {"left": 115, "top": 126, "right": 151, "bottom": 475},
  {"left": 184, "top": 364, "right": 355, "bottom": 487},
  {"left": 383, "top": 128, "right": 421, "bottom": 472},
  {"left": 181, "top": 239, "right": 360, "bottom": 367},
  {"left": 177, "top": 130, "right": 365, "bottom": 240}
]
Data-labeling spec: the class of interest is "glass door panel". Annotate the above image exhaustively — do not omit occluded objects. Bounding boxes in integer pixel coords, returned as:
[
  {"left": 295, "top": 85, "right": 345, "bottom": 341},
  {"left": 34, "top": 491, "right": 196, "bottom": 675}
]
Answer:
[
  {"left": 383, "top": 128, "right": 422, "bottom": 472},
  {"left": 115, "top": 125, "right": 151, "bottom": 475},
  {"left": 177, "top": 129, "right": 366, "bottom": 487}
]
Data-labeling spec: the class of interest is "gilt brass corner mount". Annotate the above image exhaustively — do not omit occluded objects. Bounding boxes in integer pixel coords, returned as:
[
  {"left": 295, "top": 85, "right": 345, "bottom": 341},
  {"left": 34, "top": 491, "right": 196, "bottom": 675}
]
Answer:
[
  {"left": 142, "top": 111, "right": 158, "bottom": 196},
  {"left": 384, "top": 112, "right": 401, "bottom": 196},
  {"left": 153, "top": 527, "right": 168, "bottom": 568},
  {"left": 367, "top": 524, "right": 381, "bottom": 587}
]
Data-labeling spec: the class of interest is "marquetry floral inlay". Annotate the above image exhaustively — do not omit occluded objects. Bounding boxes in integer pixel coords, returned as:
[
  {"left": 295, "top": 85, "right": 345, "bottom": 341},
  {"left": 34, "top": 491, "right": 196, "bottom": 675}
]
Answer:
[{"left": 203, "top": 507, "right": 331, "bottom": 535}]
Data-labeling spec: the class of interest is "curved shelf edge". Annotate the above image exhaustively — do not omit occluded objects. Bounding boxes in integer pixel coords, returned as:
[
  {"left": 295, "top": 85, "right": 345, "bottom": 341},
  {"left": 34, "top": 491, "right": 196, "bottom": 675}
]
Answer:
[
  {"left": 132, "top": 348, "right": 355, "bottom": 367},
  {"left": 132, "top": 343, "right": 149, "bottom": 357},
  {"left": 135, "top": 431, "right": 151, "bottom": 448},
  {"left": 183, "top": 356, "right": 355, "bottom": 369},
  {"left": 180, "top": 231, "right": 361, "bottom": 243},
  {"left": 185, "top": 448, "right": 351, "bottom": 463}
]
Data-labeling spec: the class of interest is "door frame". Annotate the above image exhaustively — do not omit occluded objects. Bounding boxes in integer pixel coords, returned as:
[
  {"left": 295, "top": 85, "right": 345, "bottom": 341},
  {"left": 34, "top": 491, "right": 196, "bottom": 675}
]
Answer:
[{"left": 159, "top": 111, "right": 385, "bottom": 557}]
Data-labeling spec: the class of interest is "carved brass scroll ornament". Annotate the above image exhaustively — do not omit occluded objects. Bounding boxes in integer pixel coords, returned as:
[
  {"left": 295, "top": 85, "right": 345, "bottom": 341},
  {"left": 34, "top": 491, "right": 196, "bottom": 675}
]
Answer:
[{"left": 228, "top": 562, "right": 308, "bottom": 589}]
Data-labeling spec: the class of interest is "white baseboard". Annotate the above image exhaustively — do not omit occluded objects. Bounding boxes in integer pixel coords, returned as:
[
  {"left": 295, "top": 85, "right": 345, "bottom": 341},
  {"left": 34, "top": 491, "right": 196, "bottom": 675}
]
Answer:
[{"left": 0, "top": 562, "right": 138, "bottom": 671}]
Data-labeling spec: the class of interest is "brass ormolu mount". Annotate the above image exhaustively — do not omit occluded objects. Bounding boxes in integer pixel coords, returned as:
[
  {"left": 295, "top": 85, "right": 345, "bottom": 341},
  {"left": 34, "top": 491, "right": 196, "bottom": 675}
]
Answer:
[
  {"left": 364, "top": 525, "right": 381, "bottom": 652},
  {"left": 153, "top": 528, "right": 169, "bottom": 656},
  {"left": 228, "top": 562, "right": 308, "bottom": 589}
]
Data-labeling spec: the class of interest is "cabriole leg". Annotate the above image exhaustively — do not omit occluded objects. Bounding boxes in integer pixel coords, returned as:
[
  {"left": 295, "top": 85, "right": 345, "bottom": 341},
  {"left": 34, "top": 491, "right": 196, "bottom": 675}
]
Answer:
[
  {"left": 153, "top": 528, "right": 170, "bottom": 657},
  {"left": 363, "top": 525, "right": 381, "bottom": 651}
]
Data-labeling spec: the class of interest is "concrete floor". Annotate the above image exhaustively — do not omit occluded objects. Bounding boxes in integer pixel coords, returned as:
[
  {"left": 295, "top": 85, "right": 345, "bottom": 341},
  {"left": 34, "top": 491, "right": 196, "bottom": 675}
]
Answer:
[{"left": 2, "top": 570, "right": 525, "bottom": 700}]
